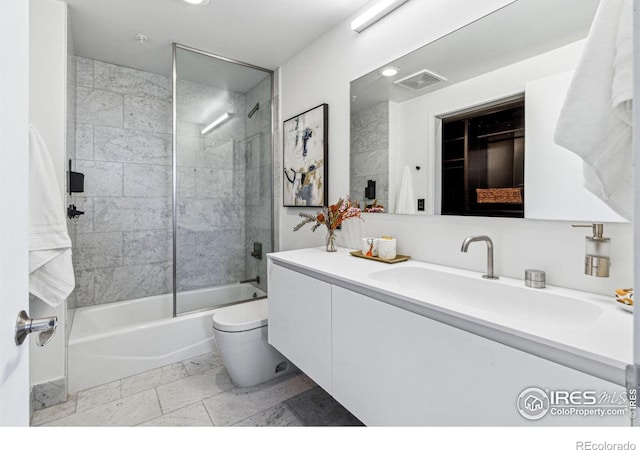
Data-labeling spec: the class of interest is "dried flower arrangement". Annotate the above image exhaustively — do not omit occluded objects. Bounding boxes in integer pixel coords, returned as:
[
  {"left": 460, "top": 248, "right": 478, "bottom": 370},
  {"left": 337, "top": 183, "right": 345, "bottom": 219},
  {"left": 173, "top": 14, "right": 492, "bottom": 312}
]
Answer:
[{"left": 294, "top": 197, "right": 363, "bottom": 251}]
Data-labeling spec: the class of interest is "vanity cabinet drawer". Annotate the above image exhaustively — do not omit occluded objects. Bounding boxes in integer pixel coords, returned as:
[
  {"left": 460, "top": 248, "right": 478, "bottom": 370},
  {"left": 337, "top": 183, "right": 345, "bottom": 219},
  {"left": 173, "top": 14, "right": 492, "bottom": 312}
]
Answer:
[
  {"left": 331, "top": 285, "right": 626, "bottom": 426},
  {"left": 267, "top": 261, "right": 332, "bottom": 392}
]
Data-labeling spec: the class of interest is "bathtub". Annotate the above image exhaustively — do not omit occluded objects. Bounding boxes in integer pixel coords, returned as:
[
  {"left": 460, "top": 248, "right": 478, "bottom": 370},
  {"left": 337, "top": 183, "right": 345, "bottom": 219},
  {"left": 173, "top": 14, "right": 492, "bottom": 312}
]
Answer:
[{"left": 68, "top": 283, "right": 266, "bottom": 393}]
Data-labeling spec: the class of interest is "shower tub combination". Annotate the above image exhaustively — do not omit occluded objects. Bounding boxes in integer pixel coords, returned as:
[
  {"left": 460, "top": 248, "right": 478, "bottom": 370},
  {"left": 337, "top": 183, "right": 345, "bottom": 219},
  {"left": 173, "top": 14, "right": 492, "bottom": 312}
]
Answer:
[
  {"left": 67, "top": 44, "right": 276, "bottom": 394},
  {"left": 68, "top": 283, "right": 265, "bottom": 393}
]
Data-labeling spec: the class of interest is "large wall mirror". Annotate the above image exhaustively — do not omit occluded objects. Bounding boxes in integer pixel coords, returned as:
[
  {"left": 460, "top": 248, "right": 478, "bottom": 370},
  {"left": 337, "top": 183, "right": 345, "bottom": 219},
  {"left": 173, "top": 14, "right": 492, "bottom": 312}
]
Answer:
[{"left": 350, "top": 0, "right": 626, "bottom": 222}]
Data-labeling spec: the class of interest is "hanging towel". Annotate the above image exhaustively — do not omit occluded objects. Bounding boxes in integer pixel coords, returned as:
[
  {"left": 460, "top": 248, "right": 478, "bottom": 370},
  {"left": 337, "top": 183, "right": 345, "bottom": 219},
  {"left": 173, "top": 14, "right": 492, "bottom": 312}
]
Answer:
[
  {"left": 29, "top": 124, "right": 75, "bottom": 307},
  {"left": 553, "top": 0, "right": 632, "bottom": 220},
  {"left": 395, "top": 166, "right": 416, "bottom": 214}
]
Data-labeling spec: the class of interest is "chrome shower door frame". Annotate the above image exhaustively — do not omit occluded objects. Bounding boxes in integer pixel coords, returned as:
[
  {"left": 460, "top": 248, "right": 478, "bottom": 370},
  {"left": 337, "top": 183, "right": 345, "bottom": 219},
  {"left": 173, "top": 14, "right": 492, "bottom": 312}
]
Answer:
[{"left": 171, "top": 43, "right": 275, "bottom": 317}]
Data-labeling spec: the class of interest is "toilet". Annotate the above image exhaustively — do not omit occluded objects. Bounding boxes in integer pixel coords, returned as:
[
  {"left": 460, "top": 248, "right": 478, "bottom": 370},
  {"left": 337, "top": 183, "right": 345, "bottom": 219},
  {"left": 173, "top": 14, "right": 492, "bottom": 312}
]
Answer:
[{"left": 212, "top": 298, "right": 292, "bottom": 387}]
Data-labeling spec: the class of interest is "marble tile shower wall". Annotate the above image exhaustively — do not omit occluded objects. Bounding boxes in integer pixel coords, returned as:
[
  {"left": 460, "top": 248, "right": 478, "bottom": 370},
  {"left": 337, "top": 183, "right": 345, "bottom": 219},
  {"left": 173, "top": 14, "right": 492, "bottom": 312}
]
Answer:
[
  {"left": 72, "top": 57, "right": 248, "bottom": 307},
  {"left": 175, "top": 79, "right": 247, "bottom": 291},
  {"left": 243, "top": 76, "right": 272, "bottom": 291},
  {"left": 73, "top": 57, "right": 172, "bottom": 307},
  {"left": 350, "top": 101, "right": 389, "bottom": 210}
]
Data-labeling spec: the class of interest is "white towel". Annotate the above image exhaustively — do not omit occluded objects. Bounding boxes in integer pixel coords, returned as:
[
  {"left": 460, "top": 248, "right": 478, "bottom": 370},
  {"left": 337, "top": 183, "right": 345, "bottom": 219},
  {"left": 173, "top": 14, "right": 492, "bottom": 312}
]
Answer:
[
  {"left": 553, "top": 0, "right": 633, "bottom": 220},
  {"left": 29, "top": 124, "right": 75, "bottom": 307},
  {"left": 395, "top": 166, "right": 416, "bottom": 214}
]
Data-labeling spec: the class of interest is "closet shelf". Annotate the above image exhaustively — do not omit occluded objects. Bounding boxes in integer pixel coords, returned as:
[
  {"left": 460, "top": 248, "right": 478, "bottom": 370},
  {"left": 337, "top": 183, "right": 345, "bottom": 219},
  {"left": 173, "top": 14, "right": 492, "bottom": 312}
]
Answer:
[{"left": 475, "top": 127, "right": 524, "bottom": 139}]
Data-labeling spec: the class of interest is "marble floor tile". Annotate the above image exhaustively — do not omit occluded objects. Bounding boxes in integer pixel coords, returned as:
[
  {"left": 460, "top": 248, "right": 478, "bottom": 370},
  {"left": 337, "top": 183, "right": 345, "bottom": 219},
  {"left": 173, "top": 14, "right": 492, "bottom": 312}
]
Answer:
[
  {"left": 46, "top": 389, "right": 161, "bottom": 427},
  {"left": 121, "top": 362, "right": 189, "bottom": 398},
  {"left": 75, "top": 380, "right": 122, "bottom": 413},
  {"left": 32, "top": 352, "right": 363, "bottom": 428},
  {"left": 285, "top": 386, "right": 364, "bottom": 426},
  {"left": 32, "top": 378, "right": 66, "bottom": 411},
  {"left": 203, "top": 372, "right": 315, "bottom": 426},
  {"left": 183, "top": 350, "right": 224, "bottom": 376},
  {"left": 31, "top": 394, "right": 78, "bottom": 426},
  {"left": 156, "top": 365, "right": 234, "bottom": 414},
  {"left": 137, "top": 401, "right": 213, "bottom": 427},
  {"left": 232, "top": 403, "right": 304, "bottom": 427}
]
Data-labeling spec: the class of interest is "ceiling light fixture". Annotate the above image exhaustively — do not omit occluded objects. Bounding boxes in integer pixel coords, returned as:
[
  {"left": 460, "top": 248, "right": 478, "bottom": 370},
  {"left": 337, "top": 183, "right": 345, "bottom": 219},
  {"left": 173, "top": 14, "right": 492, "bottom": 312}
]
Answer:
[
  {"left": 380, "top": 66, "right": 400, "bottom": 77},
  {"left": 351, "top": 0, "right": 410, "bottom": 33},
  {"left": 181, "top": 0, "right": 210, "bottom": 6},
  {"left": 201, "top": 113, "right": 233, "bottom": 135}
]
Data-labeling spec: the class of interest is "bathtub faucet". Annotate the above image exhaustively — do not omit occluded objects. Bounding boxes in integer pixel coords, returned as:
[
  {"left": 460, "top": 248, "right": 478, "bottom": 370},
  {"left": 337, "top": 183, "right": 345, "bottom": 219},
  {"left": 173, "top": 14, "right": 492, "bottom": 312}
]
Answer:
[
  {"left": 460, "top": 235, "right": 499, "bottom": 280},
  {"left": 240, "top": 276, "right": 260, "bottom": 284}
]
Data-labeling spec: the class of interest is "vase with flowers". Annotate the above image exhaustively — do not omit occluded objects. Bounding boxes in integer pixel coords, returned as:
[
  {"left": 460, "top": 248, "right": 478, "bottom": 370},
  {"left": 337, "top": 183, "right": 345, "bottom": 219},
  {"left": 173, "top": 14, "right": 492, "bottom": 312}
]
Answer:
[{"left": 294, "top": 197, "right": 363, "bottom": 252}]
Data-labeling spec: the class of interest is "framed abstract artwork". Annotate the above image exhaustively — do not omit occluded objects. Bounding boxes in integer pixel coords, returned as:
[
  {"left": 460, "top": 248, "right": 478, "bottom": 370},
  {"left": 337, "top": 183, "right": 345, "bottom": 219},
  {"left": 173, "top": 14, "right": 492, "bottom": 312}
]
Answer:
[{"left": 282, "top": 103, "right": 328, "bottom": 207}]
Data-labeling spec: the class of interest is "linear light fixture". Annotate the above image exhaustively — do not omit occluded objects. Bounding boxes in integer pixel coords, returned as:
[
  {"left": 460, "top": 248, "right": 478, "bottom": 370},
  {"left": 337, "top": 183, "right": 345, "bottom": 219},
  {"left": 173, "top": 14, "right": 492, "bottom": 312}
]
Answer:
[
  {"left": 201, "top": 112, "right": 233, "bottom": 135},
  {"left": 180, "top": 0, "right": 210, "bottom": 5},
  {"left": 351, "top": 0, "right": 410, "bottom": 33}
]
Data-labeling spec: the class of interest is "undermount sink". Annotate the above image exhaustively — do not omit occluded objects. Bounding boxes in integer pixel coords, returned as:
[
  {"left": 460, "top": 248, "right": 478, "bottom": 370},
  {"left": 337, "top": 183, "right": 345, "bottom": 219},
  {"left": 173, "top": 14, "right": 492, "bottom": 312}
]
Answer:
[{"left": 368, "top": 266, "right": 604, "bottom": 328}]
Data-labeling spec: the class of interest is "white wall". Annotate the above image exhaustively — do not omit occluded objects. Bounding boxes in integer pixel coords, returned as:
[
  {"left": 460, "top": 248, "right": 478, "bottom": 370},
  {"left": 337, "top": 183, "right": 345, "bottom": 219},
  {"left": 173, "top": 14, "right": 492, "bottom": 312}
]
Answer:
[
  {"left": 279, "top": 0, "right": 633, "bottom": 297},
  {"left": 390, "top": 99, "right": 429, "bottom": 215},
  {"left": 29, "top": 0, "right": 68, "bottom": 389},
  {"left": 387, "top": 101, "right": 401, "bottom": 213},
  {"left": 525, "top": 70, "right": 625, "bottom": 222},
  {"left": 0, "top": 0, "right": 31, "bottom": 426}
]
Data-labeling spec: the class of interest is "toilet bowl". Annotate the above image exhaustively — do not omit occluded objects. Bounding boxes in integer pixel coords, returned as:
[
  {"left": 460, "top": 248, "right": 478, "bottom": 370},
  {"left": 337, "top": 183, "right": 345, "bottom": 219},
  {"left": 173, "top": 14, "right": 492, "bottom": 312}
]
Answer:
[{"left": 212, "top": 298, "right": 292, "bottom": 387}]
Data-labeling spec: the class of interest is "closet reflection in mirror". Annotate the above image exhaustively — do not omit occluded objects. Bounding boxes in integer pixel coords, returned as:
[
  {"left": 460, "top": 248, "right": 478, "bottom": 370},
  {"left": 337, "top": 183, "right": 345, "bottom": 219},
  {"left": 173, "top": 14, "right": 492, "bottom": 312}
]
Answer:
[
  {"left": 349, "top": 0, "right": 625, "bottom": 222},
  {"left": 441, "top": 97, "right": 524, "bottom": 218}
]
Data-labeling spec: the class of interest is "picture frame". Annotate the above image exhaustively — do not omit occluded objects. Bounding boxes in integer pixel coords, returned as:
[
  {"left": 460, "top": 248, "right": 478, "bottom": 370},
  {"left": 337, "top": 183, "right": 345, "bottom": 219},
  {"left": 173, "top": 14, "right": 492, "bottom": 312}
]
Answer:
[{"left": 282, "top": 103, "right": 328, "bottom": 207}]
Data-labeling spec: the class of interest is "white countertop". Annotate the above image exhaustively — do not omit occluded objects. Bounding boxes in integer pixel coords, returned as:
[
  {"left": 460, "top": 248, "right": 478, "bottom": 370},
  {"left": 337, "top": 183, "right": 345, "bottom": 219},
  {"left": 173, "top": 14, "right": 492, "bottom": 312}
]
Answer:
[{"left": 268, "top": 247, "right": 633, "bottom": 386}]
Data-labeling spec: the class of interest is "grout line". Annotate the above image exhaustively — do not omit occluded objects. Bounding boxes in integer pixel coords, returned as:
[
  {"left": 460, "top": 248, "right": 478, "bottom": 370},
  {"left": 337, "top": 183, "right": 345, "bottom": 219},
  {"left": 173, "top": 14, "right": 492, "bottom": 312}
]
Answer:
[
  {"left": 154, "top": 386, "right": 165, "bottom": 417},
  {"left": 90, "top": 123, "right": 95, "bottom": 160},
  {"left": 201, "top": 400, "right": 217, "bottom": 427},
  {"left": 121, "top": 161, "right": 124, "bottom": 197}
]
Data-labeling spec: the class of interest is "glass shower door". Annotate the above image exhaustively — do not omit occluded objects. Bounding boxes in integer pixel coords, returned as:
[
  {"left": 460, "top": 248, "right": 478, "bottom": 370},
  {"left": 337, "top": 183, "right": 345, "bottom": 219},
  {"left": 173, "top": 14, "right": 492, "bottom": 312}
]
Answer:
[{"left": 172, "top": 44, "right": 273, "bottom": 316}]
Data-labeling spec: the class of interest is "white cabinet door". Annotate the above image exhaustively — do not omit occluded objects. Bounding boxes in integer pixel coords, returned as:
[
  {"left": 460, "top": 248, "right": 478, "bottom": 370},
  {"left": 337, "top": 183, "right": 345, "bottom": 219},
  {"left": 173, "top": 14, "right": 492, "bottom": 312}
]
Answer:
[
  {"left": 267, "top": 261, "right": 332, "bottom": 392},
  {"left": 332, "top": 285, "right": 627, "bottom": 426}
]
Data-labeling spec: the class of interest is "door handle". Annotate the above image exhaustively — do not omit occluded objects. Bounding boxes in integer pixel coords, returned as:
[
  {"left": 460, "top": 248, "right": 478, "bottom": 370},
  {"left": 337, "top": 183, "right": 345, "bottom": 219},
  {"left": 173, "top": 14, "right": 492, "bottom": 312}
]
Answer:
[{"left": 15, "top": 310, "right": 58, "bottom": 347}]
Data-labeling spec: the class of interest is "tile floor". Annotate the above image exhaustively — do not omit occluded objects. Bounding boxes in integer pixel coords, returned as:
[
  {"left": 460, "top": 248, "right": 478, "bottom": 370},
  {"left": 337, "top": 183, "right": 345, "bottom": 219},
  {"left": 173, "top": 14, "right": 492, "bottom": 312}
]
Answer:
[{"left": 31, "top": 350, "right": 363, "bottom": 427}]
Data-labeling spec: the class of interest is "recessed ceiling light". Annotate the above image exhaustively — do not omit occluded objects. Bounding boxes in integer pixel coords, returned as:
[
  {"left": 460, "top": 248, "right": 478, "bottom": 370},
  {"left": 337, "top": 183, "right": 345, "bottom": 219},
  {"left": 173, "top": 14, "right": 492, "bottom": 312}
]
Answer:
[
  {"left": 181, "top": 0, "right": 210, "bottom": 6},
  {"left": 380, "top": 66, "right": 400, "bottom": 77}
]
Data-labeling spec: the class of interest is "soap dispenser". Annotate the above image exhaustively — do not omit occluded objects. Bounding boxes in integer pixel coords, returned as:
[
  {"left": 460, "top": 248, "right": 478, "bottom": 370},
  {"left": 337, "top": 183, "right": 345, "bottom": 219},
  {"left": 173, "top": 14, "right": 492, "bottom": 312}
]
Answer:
[{"left": 571, "top": 224, "right": 610, "bottom": 277}]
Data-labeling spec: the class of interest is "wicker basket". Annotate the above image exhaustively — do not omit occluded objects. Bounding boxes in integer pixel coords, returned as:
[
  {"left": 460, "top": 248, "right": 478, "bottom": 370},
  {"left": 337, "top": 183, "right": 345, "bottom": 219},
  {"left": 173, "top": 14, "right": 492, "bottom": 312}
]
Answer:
[{"left": 476, "top": 187, "right": 522, "bottom": 204}]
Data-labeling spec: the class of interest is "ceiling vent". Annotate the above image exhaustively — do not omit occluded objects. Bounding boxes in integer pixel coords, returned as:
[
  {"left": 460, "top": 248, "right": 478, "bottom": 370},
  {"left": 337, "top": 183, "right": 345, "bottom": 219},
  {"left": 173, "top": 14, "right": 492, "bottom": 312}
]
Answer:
[{"left": 394, "top": 69, "right": 446, "bottom": 91}]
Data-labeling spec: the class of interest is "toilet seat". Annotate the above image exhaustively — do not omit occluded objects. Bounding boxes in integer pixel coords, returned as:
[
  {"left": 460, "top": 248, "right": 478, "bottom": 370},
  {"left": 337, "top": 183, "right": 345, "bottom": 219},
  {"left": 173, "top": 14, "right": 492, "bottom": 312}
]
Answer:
[{"left": 212, "top": 298, "right": 268, "bottom": 332}]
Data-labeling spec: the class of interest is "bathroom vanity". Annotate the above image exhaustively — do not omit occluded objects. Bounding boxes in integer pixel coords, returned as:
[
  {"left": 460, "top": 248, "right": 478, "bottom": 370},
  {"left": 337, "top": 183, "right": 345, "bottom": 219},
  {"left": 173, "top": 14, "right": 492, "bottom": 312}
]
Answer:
[{"left": 267, "top": 248, "right": 632, "bottom": 426}]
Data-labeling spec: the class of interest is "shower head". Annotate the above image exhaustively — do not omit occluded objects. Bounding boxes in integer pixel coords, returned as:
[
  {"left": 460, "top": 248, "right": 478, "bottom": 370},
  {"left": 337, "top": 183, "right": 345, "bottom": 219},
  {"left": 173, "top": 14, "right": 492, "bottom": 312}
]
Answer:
[{"left": 248, "top": 103, "right": 259, "bottom": 118}]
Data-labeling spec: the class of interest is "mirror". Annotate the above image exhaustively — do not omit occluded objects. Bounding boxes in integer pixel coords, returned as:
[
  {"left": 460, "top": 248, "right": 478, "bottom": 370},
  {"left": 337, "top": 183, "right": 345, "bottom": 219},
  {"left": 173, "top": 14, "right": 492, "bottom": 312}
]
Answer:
[{"left": 350, "top": 0, "right": 626, "bottom": 222}]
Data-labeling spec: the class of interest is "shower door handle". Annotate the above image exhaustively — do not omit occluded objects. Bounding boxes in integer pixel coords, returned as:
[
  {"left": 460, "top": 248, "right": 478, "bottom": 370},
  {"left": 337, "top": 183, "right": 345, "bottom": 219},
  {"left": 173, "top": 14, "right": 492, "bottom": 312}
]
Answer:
[{"left": 15, "top": 310, "right": 58, "bottom": 347}]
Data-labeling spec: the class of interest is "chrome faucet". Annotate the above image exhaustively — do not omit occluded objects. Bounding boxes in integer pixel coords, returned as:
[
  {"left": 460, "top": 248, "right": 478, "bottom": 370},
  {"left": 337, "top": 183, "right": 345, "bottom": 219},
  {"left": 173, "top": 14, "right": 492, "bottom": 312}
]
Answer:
[{"left": 460, "top": 235, "right": 499, "bottom": 279}]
